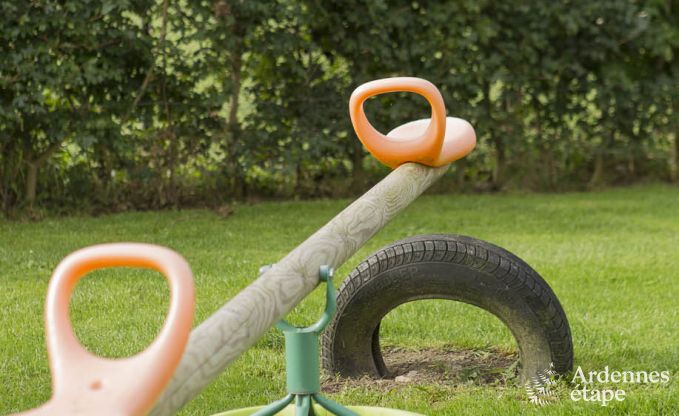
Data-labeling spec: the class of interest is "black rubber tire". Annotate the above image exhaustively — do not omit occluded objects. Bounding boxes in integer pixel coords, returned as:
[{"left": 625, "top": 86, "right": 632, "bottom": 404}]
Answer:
[{"left": 321, "top": 234, "right": 573, "bottom": 382}]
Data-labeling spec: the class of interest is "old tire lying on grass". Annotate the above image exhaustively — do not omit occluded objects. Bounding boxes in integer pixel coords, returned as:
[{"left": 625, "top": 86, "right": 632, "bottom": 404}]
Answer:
[{"left": 321, "top": 234, "right": 573, "bottom": 383}]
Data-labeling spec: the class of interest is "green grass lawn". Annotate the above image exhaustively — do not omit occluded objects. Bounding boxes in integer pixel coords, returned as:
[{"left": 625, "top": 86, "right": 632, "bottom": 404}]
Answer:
[{"left": 1, "top": 184, "right": 678, "bottom": 415}]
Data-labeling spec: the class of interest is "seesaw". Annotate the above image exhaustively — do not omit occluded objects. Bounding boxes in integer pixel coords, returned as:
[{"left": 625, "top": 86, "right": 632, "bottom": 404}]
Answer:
[{"left": 13, "top": 77, "right": 572, "bottom": 416}]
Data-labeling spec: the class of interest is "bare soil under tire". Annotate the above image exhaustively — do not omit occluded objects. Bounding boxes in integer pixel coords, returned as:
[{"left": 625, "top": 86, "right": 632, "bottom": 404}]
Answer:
[{"left": 322, "top": 346, "right": 519, "bottom": 393}]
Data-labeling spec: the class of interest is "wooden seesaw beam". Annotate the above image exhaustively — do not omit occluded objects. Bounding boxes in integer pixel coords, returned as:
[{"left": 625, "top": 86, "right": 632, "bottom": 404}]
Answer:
[{"left": 150, "top": 162, "right": 448, "bottom": 415}]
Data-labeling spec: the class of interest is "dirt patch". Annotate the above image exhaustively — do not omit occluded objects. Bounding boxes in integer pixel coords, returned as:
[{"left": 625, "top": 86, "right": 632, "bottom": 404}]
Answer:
[{"left": 323, "top": 346, "right": 518, "bottom": 393}]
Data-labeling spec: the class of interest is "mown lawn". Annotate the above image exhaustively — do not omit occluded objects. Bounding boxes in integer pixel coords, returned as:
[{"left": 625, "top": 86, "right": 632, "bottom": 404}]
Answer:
[{"left": 1, "top": 184, "right": 678, "bottom": 415}]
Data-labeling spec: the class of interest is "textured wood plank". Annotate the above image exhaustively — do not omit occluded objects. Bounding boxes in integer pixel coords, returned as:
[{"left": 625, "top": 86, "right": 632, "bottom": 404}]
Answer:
[{"left": 150, "top": 163, "right": 448, "bottom": 415}]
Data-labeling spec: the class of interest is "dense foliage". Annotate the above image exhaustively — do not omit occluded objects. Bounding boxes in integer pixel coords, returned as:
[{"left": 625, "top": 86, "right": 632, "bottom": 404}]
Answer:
[{"left": 1, "top": 0, "right": 677, "bottom": 214}]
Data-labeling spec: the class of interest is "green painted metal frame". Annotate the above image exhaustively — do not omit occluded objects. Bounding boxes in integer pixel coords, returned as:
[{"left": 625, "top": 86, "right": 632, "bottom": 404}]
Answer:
[{"left": 251, "top": 265, "right": 357, "bottom": 416}]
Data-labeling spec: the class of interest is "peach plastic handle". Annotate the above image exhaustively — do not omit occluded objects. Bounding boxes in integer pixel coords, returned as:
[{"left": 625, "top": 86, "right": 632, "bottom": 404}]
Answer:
[
  {"left": 349, "top": 77, "right": 446, "bottom": 168},
  {"left": 17, "top": 243, "right": 195, "bottom": 416}
]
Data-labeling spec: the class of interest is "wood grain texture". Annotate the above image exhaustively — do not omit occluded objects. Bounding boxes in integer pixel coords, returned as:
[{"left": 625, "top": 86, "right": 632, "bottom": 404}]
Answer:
[{"left": 150, "top": 163, "right": 448, "bottom": 415}]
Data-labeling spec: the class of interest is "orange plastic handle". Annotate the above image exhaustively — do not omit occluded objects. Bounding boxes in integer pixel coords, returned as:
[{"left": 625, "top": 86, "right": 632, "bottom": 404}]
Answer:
[
  {"left": 349, "top": 77, "right": 447, "bottom": 168},
  {"left": 18, "top": 243, "right": 195, "bottom": 416}
]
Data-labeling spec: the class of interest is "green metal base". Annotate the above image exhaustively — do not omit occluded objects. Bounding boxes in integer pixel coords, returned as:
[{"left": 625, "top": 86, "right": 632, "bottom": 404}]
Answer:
[
  {"left": 212, "top": 405, "right": 423, "bottom": 416},
  {"left": 223, "top": 266, "right": 422, "bottom": 416},
  {"left": 248, "top": 393, "right": 357, "bottom": 416}
]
